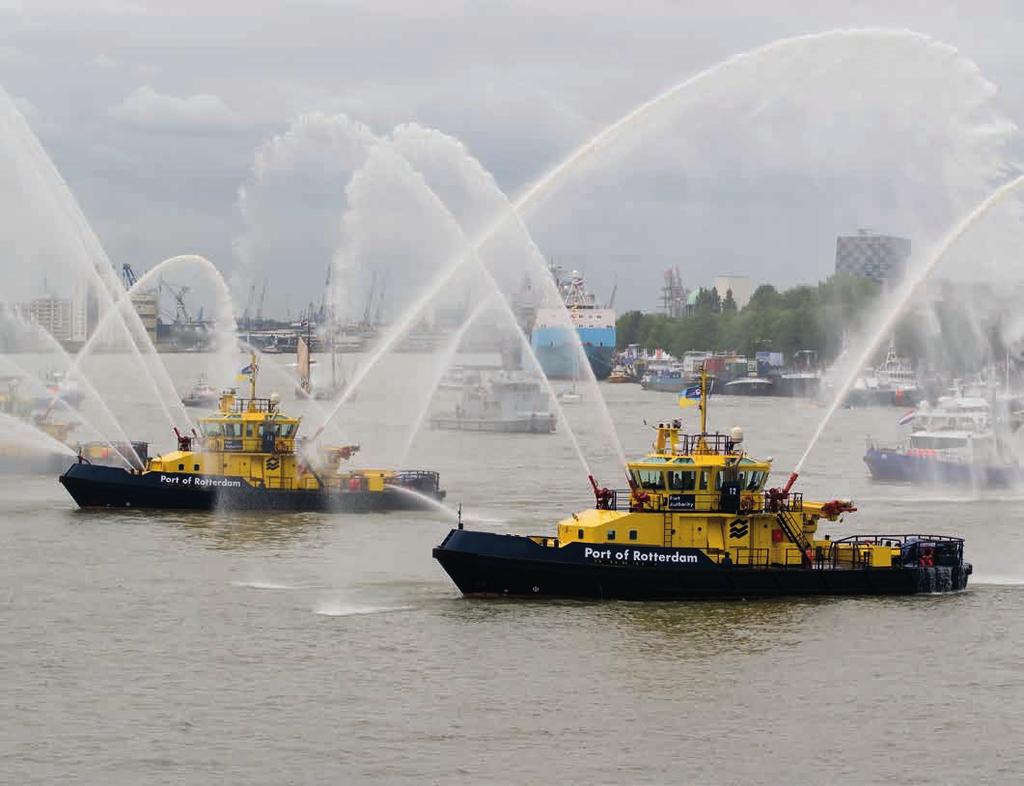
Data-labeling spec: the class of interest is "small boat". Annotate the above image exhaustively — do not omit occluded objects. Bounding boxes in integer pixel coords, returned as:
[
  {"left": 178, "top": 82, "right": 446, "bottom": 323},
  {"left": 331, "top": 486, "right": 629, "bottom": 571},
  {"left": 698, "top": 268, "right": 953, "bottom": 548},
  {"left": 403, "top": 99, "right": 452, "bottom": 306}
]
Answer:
[
  {"left": 434, "top": 365, "right": 971, "bottom": 599},
  {"left": 640, "top": 365, "right": 685, "bottom": 392},
  {"left": 35, "top": 371, "right": 84, "bottom": 410},
  {"left": 557, "top": 385, "right": 583, "bottom": 405},
  {"left": 431, "top": 374, "right": 557, "bottom": 433},
  {"left": 59, "top": 354, "right": 446, "bottom": 511},
  {"left": 846, "top": 341, "right": 922, "bottom": 407},
  {"left": 607, "top": 365, "right": 631, "bottom": 384},
  {"left": 722, "top": 377, "right": 776, "bottom": 396},
  {"left": 181, "top": 375, "right": 220, "bottom": 409}
]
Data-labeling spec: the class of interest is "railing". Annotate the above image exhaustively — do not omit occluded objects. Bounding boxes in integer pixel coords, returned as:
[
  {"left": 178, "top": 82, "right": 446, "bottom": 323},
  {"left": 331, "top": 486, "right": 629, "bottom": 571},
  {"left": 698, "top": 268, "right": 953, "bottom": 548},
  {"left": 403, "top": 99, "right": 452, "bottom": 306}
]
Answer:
[
  {"left": 671, "top": 433, "right": 738, "bottom": 456},
  {"left": 828, "top": 534, "right": 964, "bottom": 569},
  {"left": 229, "top": 397, "right": 277, "bottom": 413},
  {"left": 389, "top": 470, "right": 441, "bottom": 491},
  {"left": 599, "top": 489, "right": 804, "bottom": 514},
  {"left": 775, "top": 508, "right": 812, "bottom": 566}
]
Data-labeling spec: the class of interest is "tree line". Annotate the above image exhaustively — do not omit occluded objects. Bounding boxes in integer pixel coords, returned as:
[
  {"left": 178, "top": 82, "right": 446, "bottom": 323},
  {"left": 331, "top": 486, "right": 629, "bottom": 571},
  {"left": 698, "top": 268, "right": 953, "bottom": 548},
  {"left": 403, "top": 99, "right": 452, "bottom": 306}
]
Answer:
[{"left": 617, "top": 275, "right": 881, "bottom": 363}]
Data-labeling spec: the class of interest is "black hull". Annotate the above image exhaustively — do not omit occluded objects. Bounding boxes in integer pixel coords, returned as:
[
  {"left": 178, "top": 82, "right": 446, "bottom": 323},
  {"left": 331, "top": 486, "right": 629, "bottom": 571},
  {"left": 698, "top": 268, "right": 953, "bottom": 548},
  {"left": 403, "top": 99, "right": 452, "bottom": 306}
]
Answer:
[
  {"left": 433, "top": 530, "right": 970, "bottom": 600},
  {"left": 59, "top": 463, "right": 445, "bottom": 512}
]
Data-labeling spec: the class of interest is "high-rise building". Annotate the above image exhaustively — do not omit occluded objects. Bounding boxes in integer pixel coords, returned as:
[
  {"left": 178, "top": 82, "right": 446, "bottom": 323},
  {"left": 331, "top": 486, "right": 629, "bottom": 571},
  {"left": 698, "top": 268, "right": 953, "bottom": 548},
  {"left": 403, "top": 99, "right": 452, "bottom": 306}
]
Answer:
[
  {"left": 130, "top": 291, "right": 159, "bottom": 344},
  {"left": 835, "top": 229, "right": 911, "bottom": 284}
]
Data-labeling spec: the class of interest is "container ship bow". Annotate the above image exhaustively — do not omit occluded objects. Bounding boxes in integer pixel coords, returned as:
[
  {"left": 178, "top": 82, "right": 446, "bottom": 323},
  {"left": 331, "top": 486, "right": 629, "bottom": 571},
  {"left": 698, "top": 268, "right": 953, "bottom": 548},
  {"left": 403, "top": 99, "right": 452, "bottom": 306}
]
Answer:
[{"left": 530, "top": 266, "right": 616, "bottom": 380}]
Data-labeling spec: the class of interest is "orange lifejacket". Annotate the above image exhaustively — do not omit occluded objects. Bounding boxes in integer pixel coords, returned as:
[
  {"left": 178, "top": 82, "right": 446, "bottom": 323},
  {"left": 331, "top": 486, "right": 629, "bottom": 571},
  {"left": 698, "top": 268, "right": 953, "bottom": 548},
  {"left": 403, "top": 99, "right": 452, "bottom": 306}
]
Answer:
[{"left": 919, "top": 550, "right": 934, "bottom": 567}]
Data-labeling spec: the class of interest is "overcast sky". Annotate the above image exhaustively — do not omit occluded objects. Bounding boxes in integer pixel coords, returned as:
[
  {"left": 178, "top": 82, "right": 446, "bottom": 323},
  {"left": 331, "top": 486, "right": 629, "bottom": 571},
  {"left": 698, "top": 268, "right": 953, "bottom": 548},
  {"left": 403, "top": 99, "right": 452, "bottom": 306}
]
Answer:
[{"left": 3, "top": 0, "right": 1024, "bottom": 314}]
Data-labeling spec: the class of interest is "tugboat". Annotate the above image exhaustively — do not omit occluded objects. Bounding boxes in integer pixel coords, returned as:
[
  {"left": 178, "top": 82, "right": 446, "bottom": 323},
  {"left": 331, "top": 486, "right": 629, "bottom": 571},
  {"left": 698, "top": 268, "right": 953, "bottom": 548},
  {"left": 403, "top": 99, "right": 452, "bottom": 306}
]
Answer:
[
  {"left": 434, "top": 367, "right": 971, "bottom": 599},
  {"left": 59, "top": 355, "right": 446, "bottom": 511}
]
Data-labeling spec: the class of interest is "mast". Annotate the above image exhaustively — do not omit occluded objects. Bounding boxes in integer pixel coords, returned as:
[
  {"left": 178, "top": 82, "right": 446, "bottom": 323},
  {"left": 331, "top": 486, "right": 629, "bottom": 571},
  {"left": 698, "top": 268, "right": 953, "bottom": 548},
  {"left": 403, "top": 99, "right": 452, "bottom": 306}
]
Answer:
[
  {"left": 328, "top": 265, "right": 337, "bottom": 389},
  {"left": 297, "top": 322, "right": 312, "bottom": 395},
  {"left": 249, "top": 350, "right": 258, "bottom": 400},
  {"left": 699, "top": 363, "right": 709, "bottom": 435}
]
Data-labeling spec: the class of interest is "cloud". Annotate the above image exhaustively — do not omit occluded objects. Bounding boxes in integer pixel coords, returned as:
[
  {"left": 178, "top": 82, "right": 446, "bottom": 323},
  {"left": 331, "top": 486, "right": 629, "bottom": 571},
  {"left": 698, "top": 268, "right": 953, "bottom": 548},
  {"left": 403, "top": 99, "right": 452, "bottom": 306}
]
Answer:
[{"left": 108, "top": 85, "right": 241, "bottom": 133}]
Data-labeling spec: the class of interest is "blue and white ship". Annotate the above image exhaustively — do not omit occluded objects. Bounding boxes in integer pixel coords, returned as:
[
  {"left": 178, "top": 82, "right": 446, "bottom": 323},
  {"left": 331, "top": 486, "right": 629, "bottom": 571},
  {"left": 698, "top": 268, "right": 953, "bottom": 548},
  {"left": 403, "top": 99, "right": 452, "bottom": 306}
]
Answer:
[
  {"left": 531, "top": 267, "right": 616, "bottom": 380},
  {"left": 864, "top": 391, "right": 1021, "bottom": 486}
]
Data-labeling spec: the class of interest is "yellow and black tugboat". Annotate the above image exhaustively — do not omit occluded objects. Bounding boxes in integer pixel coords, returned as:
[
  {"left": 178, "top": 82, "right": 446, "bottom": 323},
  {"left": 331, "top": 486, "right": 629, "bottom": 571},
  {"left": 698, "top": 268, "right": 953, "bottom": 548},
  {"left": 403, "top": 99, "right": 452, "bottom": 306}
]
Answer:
[
  {"left": 59, "top": 355, "right": 445, "bottom": 512},
  {"left": 434, "top": 368, "right": 971, "bottom": 599}
]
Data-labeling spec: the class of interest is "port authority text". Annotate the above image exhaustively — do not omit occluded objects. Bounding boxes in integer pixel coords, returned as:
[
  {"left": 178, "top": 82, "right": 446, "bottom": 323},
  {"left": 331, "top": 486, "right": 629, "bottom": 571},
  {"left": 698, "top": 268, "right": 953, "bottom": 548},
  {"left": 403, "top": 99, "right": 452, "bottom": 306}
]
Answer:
[
  {"left": 160, "top": 474, "right": 243, "bottom": 488},
  {"left": 583, "top": 546, "right": 698, "bottom": 565}
]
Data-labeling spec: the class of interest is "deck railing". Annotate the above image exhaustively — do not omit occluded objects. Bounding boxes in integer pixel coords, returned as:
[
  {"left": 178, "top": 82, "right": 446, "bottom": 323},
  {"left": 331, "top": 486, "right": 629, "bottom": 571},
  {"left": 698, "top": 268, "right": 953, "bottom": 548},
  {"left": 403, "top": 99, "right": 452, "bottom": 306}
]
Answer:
[{"left": 600, "top": 489, "right": 804, "bottom": 514}]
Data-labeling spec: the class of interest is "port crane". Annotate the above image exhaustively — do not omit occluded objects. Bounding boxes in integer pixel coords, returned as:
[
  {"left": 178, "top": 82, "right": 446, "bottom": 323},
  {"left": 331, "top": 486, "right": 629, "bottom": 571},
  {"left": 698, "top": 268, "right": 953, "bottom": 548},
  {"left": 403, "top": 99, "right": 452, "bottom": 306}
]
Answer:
[{"left": 121, "top": 263, "right": 139, "bottom": 289}]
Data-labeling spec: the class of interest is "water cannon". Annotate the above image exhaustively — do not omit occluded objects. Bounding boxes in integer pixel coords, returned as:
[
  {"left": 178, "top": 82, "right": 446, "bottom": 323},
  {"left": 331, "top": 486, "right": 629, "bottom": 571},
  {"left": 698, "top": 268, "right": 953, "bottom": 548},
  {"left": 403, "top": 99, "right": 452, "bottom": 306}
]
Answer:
[
  {"left": 624, "top": 470, "right": 649, "bottom": 508},
  {"left": 172, "top": 427, "right": 192, "bottom": 452},
  {"left": 588, "top": 474, "right": 613, "bottom": 510},
  {"left": 782, "top": 471, "right": 799, "bottom": 494},
  {"left": 821, "top": 499, "right": 857, "bottom": 519}
]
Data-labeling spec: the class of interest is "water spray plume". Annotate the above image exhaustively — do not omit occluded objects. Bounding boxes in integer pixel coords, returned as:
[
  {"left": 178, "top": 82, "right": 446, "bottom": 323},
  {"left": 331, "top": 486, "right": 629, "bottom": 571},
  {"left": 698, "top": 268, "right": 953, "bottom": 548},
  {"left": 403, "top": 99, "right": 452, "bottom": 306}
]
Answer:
[
  {"left": 0, "top": 88, "right": 185, "bottom": 429},
  {"left": 0, "top": 412, "right": 77, "bottom": 458},
  {"left": 320, "top": 29, "right": 953, "bottom": 478},
  {"left": 795, "top": 172, "right": 1024, "bottom": 477},
  {"left": 0, "top": 314, "right": 141, "bottom": 467},
  {"left": 314, "top": 140, "right": 598, "bottom": 476}
]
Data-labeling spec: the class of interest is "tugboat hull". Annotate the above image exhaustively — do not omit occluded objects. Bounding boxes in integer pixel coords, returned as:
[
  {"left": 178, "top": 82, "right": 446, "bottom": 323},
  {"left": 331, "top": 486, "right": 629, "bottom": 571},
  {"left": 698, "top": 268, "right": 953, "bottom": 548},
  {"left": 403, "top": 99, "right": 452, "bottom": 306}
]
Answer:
[
  {"left": 433, "top": 530, "right": 970, "bottom": 600},
  {"left": 59, "top": 463, "right": 445, "bottom": 512},
  {"left": 864, "top": 447, "right": 1021, "bottom": 487}
]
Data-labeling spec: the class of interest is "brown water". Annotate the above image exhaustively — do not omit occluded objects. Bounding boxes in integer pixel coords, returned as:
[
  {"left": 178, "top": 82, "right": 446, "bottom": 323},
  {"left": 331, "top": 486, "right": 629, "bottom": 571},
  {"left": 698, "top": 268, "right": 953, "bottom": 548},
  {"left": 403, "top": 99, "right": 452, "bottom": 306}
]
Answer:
[{"left": 3, "top": 359, "right": 1023, "bottom": 784}]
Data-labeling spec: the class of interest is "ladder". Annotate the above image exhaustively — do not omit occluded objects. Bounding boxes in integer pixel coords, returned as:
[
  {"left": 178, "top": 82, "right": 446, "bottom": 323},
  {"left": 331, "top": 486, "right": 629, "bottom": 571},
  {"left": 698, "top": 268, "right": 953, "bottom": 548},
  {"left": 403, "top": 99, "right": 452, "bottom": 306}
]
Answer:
[
  {"left": 776, "top": 509, "right": 813, "bottom": 567},
  {"left": 663, "top": 512, "right": 674, "bottom": 547}
]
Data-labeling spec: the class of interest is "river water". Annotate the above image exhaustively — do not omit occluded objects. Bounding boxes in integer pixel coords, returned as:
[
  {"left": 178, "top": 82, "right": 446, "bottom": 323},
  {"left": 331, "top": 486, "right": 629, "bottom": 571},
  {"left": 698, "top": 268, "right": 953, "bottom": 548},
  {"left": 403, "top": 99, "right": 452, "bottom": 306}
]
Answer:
[{"left": 3, "top": 357, "right": 1023, "bottom": 784}]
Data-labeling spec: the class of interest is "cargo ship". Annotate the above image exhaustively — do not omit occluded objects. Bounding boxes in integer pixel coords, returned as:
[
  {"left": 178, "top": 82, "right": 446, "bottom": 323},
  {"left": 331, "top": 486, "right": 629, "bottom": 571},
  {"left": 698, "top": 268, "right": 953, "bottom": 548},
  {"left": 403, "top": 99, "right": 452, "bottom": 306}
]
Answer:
[
  {"left": 531, "top": 266, "right": 616, "bottom": 380},
  {"left": 434, "top": 366, "right": 971, "bottom": 599},
  {"left": 60, "top": 355, "right": 445, "bottom": 511}
]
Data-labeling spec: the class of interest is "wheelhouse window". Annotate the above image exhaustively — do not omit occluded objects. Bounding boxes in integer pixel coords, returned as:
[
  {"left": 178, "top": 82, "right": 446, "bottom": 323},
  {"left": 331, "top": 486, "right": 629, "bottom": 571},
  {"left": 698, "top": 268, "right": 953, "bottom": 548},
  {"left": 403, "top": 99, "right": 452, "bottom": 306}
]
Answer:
[
  {"left": 634, "top": 470, "right": 667, "bottom": 487},
  {"left": 200, "top": 421, "right": 223, "bottom": 437},
  {"left": 746, "top": 471, "right": 765, "bottom": 491},
  {"left": 222, "top": 422, "right": 243, "bottom": 438},
  {"left": 668, "top": 470, "right": 697, "bottom": 491},
  {"left": 278, "top": 423, "right": 297, "bottom": 438},
  {"left": 699, "top": 471, "right": 710, "bottom": 491}
]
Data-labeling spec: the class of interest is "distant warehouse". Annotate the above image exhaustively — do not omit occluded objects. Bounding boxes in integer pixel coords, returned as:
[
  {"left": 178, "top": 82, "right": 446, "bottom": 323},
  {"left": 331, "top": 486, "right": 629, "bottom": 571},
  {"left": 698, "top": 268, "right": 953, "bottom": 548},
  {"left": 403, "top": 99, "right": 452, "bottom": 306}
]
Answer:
[{"left": 835, "top": 229, "right": 911, "bottom": 285}]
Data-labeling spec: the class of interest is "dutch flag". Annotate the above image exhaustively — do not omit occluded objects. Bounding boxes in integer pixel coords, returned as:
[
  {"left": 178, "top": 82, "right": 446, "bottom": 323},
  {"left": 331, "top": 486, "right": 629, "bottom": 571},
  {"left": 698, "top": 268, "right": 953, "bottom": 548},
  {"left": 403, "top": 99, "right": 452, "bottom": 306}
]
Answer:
[{"left": 897, "top": 409, "right": 916, "bottom": 426}]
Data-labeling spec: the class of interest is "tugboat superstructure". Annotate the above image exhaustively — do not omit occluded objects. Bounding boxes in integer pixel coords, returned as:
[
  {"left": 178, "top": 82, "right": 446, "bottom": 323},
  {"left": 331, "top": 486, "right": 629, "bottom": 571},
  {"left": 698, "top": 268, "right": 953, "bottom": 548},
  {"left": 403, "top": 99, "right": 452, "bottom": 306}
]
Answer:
[
  {"left": 434, "top": 367, "right": 971, "bottom": 599},
  {"left": 60, "top": 354, "right": 445, "bottom": 511}
]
